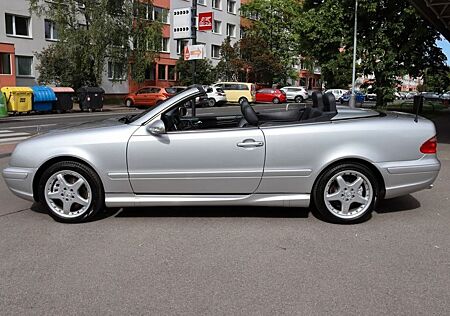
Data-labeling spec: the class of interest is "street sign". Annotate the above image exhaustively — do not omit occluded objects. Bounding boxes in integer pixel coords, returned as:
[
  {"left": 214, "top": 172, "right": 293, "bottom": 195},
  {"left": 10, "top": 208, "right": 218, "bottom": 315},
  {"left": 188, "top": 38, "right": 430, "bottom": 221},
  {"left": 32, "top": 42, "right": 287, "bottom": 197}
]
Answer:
[
  {"left": 173, "top": 8, "right": 192, "bottom": 39},
  {"left": 198, "top": 12, "right": 214, "bottom": 31},
  {"left": 184, "top": 45, "right": 206, "bottom": 61}
]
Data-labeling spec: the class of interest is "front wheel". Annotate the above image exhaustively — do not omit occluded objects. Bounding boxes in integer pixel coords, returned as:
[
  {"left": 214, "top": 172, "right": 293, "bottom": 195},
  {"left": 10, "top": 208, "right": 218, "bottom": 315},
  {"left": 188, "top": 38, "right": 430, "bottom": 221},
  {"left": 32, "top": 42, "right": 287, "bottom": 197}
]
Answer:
[
  {"left": 38, "top": 161, "right": 104, "bottom": 223},
  {"left": 312, "top": 163, "right": 378, "bottom": 224},
  {"left": 125, "top": 99, "right": 133, "bottom": 107},
  {"left": 272, "top": 97, "right": 280, "bottom": 104},
  {"left": 239, "top": 97, "right": 248, "bottom": 105},
  {"left": 294, "top": 95, "right": 304, "bottom": 103},
  {"left": 208, "top": 98, "right": 216, "bottom": 107}
]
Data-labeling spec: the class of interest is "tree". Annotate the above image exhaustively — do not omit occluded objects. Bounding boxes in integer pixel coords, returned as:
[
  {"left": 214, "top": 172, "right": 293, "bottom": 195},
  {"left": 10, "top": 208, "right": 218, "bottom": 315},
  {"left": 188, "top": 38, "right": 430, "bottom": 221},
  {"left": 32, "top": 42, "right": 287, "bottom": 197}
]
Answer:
[
  {"left": 422, "top": 66, "right": 450, "bottom": 93},
  {"left": 175, "top": 57, "right": 217, "bottom": 86},
  {"left": 29, "top": 0, "right": 162, "bottom": 89},
  {"left": 299, "top": 0, "right": 447, "bottom": 107},
  {"left": 215, "top": 38, "right": 245, "bottom": 82},
  {"left": 240, "top": 0, "right": 303, "bottom": 84}
]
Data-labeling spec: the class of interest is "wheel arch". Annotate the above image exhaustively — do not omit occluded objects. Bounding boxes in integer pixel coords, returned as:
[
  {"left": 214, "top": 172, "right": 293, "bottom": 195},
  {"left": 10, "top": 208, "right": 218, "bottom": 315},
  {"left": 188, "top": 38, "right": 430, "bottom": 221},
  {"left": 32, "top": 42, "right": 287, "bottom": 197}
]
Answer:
[
  {"left": 312, "top": 157, "right": 386, "bottom": 199},
  {"left": 32, "top": 156, "right": 104, "bottom": 202}
]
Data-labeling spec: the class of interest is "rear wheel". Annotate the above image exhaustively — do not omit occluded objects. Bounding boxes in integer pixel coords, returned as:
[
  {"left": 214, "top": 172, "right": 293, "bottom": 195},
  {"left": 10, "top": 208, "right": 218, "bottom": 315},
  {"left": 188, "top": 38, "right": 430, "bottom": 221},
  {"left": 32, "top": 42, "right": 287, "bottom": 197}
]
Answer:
[
  {"left": 294, "top": 95, "right": 304, "bottom": 103},
  {"left": 239, "top": 97, "right": 248, "bottom": 105},
  {"left": 38, "top": 161, "right": 104, "bottom": 223},
  {"left": 125, "top": 99, "right": 133, "bottom": 107},
  {"left": 208, "top": 98, "right": 216, "bottom": 107},
  {"left": 272, "top": 97, "right": 280, "bottom": 104},
  {"left": 312, "top": 163, "right": 378, "bottom": 224}
]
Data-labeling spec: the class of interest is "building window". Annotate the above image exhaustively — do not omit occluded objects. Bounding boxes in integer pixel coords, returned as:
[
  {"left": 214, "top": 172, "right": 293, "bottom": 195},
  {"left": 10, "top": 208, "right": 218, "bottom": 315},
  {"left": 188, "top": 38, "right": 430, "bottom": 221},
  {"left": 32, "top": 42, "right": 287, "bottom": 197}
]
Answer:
[
  {"left": 5, "top": 14, "right": 31, "bottom": 37},
  {"left": 158, "top": 64, "right": 166, "bottom": 80},
  {"left": 0, "top": 53, "right": 11, "bottom": 75},
  {"left": 107, "top": 62, "right": 126, "bottom": 80},
  {"left": 161, "top": 38, "right": 169, "bottom": 52},
  {"left": 153, "top": 7, "right": 169, "bottom": 24},
  {"left": 227, "top": 0, "right": 236, "bottom": 14},
  {"left": 211, "top": 44, "right": 221, "bottom": 58},
  {"left": 198, "top": 0, "right": 206, "bottom": 5},
  {"left": 177, "top": 40, "right": 189, "bottom": 55},
  {"left": 212, "top": 0, "right": 222, "bottom": 10},
  {"left": 168, "top": 65, "right": 176, "bottom": 80},
  {"left": 16, "top": 56, "right": 33, "bottom": 77},
  {"left": 44, "top": 20, "right": 58, "bottom": 41},
  {"left": 145, "top": 64, "right": 156, "bottom": 80},
  {"left": 226, "top": 23, "right": 236, "bottom": 37},
  {"left": 213, "top": 20, "right": 221, "bottom": 34}
]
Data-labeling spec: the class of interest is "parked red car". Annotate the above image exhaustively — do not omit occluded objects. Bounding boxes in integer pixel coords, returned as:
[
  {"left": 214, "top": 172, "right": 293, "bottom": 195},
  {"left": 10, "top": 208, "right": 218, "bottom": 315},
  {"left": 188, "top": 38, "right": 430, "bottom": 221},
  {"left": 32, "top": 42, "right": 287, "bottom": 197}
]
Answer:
[
  {"left": 124, "top": 86, "right": 185, "bottom": 107},
  {"left": 256, "top": 88, "right": 287, "bottom": 104}
]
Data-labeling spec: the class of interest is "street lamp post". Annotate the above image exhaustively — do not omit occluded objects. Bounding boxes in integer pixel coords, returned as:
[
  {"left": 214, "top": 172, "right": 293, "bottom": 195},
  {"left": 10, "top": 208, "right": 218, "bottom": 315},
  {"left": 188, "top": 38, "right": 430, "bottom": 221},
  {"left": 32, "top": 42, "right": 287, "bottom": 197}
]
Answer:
[{"left": 349, "top": 0, "right": 358, "bottom": 108}]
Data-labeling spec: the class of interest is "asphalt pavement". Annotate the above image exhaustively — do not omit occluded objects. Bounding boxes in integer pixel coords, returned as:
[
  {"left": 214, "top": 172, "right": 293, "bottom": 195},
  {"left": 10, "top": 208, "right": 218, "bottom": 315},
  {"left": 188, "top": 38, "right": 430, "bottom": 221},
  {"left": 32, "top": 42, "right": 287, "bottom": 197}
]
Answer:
[{"left": 0, "top": 104, "right": 449, "bottom": 315}]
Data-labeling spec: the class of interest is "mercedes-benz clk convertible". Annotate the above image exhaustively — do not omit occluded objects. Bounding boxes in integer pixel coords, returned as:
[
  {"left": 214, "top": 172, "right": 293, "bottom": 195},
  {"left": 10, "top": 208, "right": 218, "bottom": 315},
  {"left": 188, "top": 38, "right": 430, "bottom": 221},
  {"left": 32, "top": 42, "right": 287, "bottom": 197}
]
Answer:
[{"left": 3, "top": 86, "right": 440, "bottom": 223}]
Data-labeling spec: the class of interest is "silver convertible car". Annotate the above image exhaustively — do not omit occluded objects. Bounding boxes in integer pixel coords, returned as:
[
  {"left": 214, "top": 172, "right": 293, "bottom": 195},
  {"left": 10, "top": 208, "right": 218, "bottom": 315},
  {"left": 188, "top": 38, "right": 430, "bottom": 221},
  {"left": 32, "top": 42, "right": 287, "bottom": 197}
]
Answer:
[{"left": 3, "top": 86, "right": 440, "bottom": 223}]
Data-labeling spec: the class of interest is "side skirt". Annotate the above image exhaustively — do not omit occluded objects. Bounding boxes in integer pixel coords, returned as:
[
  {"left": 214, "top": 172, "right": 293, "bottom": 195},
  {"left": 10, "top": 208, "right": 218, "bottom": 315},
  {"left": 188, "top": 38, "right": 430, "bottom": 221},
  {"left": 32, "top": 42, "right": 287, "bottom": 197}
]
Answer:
[{"left": 105, "top": 193, "right": 310, "bottom": 208}]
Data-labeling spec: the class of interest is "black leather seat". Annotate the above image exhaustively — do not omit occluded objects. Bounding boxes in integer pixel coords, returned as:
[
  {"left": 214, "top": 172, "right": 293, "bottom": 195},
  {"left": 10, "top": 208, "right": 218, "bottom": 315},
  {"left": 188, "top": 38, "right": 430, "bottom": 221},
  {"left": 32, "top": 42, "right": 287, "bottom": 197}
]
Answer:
[
  {"left": 240, "top": 101, "right": 259, "bottom": 126},
  {"left": 322, "top": 92, "right": 337, "bottom": 113},
  {"left": 312, "top": 91, "right": 325, "bottom": 111}
]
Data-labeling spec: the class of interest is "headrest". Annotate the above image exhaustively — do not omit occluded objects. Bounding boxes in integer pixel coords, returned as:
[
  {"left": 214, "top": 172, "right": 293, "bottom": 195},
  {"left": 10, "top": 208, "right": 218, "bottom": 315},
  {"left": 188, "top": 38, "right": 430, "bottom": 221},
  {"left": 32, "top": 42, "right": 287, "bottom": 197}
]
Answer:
[
  {"left": 323, "top": 92, "right": 337, "bottom": 112},
  {"left": 311, "top": 92, "right": 324, "bottom": 111},
  {"left": 240, "top": 101, "right": 258, "bottom": 126}
]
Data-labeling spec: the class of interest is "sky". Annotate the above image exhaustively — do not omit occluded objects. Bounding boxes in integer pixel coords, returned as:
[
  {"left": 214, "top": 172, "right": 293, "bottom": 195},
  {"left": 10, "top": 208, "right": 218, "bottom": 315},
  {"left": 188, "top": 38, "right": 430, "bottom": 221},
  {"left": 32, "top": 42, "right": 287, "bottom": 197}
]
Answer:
[{"left": 437, "top": 36, "right": 450, "bottom": 65}]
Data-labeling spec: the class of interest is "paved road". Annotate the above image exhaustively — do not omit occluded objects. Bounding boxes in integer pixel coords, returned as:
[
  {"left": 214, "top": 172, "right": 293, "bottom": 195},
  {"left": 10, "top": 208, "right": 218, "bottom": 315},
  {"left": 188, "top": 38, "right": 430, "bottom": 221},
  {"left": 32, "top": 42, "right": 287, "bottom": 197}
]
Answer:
[{"left": 0, "top": 106, "right": 449, "bottom": 315}]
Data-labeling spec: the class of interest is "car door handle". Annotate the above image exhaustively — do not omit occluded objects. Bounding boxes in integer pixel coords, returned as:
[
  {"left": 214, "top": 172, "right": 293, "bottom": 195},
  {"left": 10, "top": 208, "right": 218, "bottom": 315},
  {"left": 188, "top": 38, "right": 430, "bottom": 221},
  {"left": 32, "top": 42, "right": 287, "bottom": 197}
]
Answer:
[{"left": 237, "top": 140, "right": 264, "bottom": 147}]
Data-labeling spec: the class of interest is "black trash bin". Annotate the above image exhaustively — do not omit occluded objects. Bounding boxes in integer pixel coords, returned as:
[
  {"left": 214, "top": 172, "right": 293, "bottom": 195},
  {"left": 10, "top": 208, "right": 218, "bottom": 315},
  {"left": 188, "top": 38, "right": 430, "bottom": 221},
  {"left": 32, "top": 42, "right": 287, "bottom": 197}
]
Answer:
[
  {"left": 51, "top": 87, "right": 74, "bottom": 113},
  {"left": 77, "top": 87, "right": 104, "bottom": 112}
]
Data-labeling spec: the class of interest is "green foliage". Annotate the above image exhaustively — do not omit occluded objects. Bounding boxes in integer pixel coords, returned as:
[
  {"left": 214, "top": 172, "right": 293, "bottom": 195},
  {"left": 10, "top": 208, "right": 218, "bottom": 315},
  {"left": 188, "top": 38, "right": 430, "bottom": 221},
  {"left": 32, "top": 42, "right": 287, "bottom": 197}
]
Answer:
[
  {"left": 29, "top": 0, "right": 162, "bottom": 89},
  {"left": 175, "top": 57, "right": 217, "bottom": 86},
  {"left": 300, "top": 0, "right": 447, "bottom": 107},
  {"left": 215, "top": 38, "right": 245, "bottom": 81},
  {"left": 240, "top": 0, "right": 303, "bottom": 83},
  {"left": 422, "top": 66, "right": 450, "bottom": 92}
]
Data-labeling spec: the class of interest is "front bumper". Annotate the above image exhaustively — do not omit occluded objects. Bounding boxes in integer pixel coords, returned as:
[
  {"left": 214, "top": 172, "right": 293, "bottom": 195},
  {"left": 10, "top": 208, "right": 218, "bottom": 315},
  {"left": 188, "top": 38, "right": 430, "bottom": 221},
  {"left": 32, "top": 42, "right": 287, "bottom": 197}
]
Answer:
[
  {"left": 2, "top": 166, "right": 36, "bottom": 201},
  {"left": 375, "top": 156, "right": 441, "bottom": 199}
]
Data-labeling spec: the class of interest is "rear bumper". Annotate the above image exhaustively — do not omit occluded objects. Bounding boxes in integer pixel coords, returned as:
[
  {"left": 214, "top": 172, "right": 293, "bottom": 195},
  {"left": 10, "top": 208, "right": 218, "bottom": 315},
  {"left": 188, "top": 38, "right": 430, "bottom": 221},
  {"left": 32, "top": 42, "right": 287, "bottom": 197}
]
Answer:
[
  {"left": 2, "top": 166, "right": 36, "bottom": 201},
  {"left": 375, "top": 157, "right": 441, "bottom": 199}
]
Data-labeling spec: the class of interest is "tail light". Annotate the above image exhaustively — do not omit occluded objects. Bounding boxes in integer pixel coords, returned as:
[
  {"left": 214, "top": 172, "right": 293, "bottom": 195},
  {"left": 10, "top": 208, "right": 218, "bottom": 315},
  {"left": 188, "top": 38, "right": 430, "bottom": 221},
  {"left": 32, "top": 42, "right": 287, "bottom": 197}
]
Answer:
[
  {"left": 251, "top": 84, "right": 256, "bottom": 96},
  {"left": 420, "top": 136, "right": 437, "bottom": 154}
]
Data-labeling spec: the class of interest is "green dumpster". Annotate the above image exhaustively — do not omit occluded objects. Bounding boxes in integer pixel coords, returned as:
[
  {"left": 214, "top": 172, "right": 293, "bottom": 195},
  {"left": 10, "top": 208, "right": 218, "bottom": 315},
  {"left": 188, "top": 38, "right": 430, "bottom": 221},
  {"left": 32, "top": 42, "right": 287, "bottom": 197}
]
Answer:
[{"left": 0, "top": 92, "right": 8, "bottom": 118}]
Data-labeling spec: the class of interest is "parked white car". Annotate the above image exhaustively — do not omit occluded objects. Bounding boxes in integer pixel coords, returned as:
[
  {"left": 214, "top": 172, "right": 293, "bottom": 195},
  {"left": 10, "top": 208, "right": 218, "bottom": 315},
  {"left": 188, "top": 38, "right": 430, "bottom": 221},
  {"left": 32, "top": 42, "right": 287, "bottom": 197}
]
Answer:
[
  {"left": 325, "top": 89, "right": 348, "bottom": 101},
  {"left": 280, "top": 86, "right": 309, "bottom": 103},
  {"left": 203, "top": 86, "right": 228, "bottom": 107}
]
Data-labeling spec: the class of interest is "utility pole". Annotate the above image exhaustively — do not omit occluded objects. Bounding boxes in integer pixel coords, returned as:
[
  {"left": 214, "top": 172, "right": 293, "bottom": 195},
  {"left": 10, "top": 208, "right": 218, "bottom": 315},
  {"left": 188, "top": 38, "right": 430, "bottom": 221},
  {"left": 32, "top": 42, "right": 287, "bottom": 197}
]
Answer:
[
  {"left": 191, "top": 0, "right": 197, "bottom": 116},
  {"left": 191, "top": 0, "right": 197, "bottom": 84},
  {"left": 349, "top": 0, "right": 358, "bottom": 108}
]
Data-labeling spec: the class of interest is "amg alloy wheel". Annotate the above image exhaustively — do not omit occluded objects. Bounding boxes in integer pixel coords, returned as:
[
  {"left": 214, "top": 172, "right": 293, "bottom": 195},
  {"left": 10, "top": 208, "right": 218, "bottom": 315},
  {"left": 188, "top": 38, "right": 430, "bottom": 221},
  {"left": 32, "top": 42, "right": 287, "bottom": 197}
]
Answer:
[
  {"left": 38, "top": 161, "right": 104, "bottom": 223},
  {"left": 313, "top": 163, "right": 378, "bottom": 223}
]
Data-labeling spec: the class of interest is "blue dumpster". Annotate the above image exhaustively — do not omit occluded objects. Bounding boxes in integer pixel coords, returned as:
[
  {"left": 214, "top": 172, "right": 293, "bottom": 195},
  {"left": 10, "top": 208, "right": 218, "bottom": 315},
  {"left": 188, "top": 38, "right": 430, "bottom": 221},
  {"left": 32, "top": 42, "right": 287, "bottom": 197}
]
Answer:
[{"left": 32, "top": 86, "right": 57, "bottom": 112}]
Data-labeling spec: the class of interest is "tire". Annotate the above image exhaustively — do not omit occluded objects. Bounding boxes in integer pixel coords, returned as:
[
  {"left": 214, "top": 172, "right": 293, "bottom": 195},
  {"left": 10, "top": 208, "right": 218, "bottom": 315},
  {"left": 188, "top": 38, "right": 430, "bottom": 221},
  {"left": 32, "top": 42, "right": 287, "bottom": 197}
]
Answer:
[
  {"left": 312, "top": 162, "right": 379, "bottom": 224},
  {"left": 294, "top": 95, "right": 304, "bottom": 103},
  {"left": 272, "top": 97, "right": 280, "bottom": 104},
  {"left": 239, "top": 97, "right": 248, "bottom": 105},
  {"left": 125, "top": 99, "right": 133, "bottom": 107},
  {"left": 38, "top": 161, "right": 104, "bottom": 223},
  {"left": 208, "top": 98, "right": 216, "bottom": 107}
]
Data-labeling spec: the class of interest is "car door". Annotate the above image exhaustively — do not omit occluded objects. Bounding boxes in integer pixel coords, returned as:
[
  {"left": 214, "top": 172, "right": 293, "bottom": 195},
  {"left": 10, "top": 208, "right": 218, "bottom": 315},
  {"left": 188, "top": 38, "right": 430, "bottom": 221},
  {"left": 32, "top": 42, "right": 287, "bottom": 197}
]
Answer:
[
  {"left": 135, "top": 88, "right": 151, "bottom": 105},
  {"left": 127, "top": 125, "right": 266, "bottom": 194}
]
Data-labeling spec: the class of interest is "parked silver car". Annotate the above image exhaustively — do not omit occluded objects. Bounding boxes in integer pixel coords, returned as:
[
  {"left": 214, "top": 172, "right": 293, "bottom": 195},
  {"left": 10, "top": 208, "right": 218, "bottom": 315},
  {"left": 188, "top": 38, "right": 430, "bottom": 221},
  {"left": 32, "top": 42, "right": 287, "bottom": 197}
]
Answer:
[{"left": 3, "top": 86, "right": 440, "bottom": 224}]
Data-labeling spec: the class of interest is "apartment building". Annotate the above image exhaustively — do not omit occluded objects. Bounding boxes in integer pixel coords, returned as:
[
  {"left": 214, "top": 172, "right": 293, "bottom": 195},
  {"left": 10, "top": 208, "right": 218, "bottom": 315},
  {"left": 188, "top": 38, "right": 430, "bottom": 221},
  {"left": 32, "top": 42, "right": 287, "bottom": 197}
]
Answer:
[{"left": 0, "top": 0, "right": 242, "bottom": 94}]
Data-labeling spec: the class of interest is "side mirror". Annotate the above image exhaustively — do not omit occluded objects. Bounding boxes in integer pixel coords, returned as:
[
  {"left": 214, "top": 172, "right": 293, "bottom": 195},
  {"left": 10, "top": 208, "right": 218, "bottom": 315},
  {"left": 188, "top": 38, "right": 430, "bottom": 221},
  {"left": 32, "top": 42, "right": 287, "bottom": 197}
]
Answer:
[{"left": 147, "top": 119, "right": 166, "bottom": 135}]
